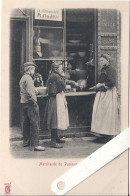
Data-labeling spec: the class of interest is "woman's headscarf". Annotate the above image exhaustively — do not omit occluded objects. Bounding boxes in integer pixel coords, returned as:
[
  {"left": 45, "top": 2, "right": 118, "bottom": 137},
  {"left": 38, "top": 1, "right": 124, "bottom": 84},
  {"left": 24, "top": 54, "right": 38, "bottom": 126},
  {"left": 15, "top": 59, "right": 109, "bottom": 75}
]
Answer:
[
  {"left": 51, "top": 60, "right": 63, "bottom": 72},
  {"left": 101, "top": 53, "right": 111, "bottom": 64}
]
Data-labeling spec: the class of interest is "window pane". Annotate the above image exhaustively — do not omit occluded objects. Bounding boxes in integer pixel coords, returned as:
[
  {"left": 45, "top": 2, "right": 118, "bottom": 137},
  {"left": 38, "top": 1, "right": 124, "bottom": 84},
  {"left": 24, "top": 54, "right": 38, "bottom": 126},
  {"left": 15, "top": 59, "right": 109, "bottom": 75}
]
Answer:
[{"left": 33, "top": 27, "right": 64, "bottom": 60}]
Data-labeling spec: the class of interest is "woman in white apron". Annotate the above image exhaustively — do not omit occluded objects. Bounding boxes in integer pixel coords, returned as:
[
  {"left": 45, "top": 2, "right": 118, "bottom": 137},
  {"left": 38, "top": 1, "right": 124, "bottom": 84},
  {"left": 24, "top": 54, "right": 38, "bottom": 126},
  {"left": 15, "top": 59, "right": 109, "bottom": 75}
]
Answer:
[{"left": 91, "top": 54, "right": 119, "bottom": 138}]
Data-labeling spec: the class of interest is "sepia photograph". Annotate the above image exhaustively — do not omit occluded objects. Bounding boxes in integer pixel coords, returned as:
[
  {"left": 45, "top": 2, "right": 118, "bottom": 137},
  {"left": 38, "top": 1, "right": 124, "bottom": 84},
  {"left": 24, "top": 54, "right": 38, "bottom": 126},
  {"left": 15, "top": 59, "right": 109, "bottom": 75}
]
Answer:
[
  {"left": 0, "top": 1, "right": 129, "bottom": 195},
  {"left": 10, "top": 8, "right": 121, "bottom": 158}
]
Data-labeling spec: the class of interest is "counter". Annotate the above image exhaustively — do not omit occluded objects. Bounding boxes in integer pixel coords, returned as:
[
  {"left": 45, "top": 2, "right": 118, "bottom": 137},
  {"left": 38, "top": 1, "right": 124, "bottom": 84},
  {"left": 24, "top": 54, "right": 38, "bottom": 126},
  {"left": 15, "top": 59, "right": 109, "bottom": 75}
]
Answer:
[
  {"left": 37, "top": 91, "right": 96, "bottom": 98},
  {"left": 37, "top": 91, "right": 96, "bottom": 137}
]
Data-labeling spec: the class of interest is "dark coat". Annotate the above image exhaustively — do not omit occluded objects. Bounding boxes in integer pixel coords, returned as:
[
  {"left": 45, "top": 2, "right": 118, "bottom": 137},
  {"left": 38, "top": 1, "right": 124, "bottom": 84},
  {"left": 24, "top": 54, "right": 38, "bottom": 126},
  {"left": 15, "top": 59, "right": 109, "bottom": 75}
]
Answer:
[
  {"left": 43, "top": 71, "right": 66, "bottom": 130},
  {"left": 47, "top": 72, "right": 66, "bottom": 96},
  {"left": 97, "top": 65, "right": 117, "bottom": 92}
]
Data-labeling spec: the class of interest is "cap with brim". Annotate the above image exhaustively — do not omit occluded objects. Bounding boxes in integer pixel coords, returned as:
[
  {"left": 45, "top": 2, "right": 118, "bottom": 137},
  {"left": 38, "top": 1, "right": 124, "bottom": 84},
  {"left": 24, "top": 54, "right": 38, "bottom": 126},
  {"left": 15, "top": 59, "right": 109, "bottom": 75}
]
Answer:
[{"left": 23, "top": 62, "right": 38, "bottom": 68}]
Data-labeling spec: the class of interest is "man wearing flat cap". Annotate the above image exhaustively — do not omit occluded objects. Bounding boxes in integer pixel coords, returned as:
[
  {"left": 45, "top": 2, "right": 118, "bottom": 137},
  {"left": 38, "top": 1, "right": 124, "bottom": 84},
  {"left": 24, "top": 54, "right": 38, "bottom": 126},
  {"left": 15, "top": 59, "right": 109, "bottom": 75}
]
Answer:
[{"left": 19, "top": 62, "right": 45, "bottom": 151}]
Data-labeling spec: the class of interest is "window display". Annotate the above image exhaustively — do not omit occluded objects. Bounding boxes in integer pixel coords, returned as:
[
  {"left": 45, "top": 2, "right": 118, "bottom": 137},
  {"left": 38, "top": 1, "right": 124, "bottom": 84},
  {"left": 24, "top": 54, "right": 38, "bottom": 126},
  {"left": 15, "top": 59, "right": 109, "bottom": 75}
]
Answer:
[
  {"left": 33, "top": 27, "right": 64, "bottom": 59},
  {"left": 33, "top": 9, "right": 96, "bottom": 92}
]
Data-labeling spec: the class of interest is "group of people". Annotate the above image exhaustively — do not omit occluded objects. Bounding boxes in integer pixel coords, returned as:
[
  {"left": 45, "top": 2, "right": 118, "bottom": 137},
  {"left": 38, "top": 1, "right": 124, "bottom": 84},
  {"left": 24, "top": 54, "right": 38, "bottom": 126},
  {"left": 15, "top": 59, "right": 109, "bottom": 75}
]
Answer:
[{"left": 19, "top": 53, "right": 119, "bottom": 151}]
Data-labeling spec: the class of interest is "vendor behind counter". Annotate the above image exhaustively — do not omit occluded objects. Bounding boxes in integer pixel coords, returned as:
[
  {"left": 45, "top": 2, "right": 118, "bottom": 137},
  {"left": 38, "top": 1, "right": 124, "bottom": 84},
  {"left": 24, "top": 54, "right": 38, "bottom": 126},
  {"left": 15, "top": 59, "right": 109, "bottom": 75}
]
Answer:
[
  {"left": 33, "top": 57, "right": 95, "bottom": 93},
  {"left": 65, "top": 57, "right": 95, "bottom": 91}
]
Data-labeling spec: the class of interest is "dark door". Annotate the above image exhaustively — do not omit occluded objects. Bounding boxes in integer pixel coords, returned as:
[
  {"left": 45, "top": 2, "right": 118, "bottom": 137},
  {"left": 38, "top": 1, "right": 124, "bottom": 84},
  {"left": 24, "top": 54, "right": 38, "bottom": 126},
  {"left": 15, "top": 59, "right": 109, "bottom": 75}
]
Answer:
[{"left": 10, "top": 20, "right": 26, "bottom": 127}]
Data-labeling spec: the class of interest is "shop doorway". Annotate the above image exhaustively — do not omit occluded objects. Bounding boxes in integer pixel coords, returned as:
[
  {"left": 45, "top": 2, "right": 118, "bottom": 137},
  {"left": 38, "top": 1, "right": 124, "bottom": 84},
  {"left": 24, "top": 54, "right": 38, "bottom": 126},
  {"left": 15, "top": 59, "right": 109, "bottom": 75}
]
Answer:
[
  {"left": 65, "top": 9, "right": 97, "bottom": 128},
  {"left": 10, "top": 20, "right": 26, "bottom": 127},
  {"left": 66, "top": 9, "right": 97, "bottom": 88}
]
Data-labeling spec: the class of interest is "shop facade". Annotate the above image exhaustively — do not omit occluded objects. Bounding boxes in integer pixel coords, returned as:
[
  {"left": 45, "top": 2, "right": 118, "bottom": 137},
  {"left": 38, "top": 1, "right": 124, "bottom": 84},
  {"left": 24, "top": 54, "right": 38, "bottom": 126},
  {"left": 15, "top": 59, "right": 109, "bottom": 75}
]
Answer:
[{"left": 10, "top": 8, "right": 121, "bottom": 137}]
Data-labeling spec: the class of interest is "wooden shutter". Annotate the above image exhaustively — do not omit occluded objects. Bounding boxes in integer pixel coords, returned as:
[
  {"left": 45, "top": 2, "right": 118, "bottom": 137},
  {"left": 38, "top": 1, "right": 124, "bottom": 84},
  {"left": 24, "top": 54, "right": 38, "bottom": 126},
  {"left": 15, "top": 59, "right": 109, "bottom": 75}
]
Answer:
[
  {"left": 97, "top": 9, "right": 121, "bottom": 127},
  {"left": 97, "top": 9, "right": 120, "bottom": 94}
]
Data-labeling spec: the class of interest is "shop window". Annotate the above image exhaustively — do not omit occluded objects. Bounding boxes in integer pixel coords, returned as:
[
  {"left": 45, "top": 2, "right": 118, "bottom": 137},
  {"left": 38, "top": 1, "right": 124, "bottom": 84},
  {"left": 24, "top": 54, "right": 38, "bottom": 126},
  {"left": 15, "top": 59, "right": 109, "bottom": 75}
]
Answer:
[
  {"left": 65, "top": 9, "right": 96, "bottom": 89},
  {"left": 33, "top": 9, "right": 97, "bottom": 90},
  {"left": 33, "top": 27, "right": 64, "bottom": 60}
]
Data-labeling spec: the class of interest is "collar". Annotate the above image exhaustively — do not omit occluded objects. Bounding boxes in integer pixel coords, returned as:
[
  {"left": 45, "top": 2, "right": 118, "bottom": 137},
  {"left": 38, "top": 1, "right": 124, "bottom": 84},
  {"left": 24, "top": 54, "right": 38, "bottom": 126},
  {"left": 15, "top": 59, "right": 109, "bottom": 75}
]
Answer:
[
  {"left": 103, "top": 64, "right": 110, "bottom": 69},
  {"left": 24, "top": 73, "right": 33, "bottom": 78},
  {"left": 52, "top": 71, "right": 65, "bottom": 79}
]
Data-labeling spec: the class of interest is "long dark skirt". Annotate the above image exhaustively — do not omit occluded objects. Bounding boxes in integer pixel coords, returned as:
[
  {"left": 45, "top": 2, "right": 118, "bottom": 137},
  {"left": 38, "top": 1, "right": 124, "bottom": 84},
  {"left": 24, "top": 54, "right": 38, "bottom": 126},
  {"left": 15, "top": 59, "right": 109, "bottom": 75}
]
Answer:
[{"left": 43, "top": 96, "right": 57, "bottom": 130}]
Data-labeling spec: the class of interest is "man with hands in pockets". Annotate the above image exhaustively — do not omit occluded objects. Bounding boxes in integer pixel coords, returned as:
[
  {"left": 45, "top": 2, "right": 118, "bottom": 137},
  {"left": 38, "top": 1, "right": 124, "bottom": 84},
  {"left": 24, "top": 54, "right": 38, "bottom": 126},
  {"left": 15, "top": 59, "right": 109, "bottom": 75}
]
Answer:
[{"left": 19, "top": 62, "right": 45, "bottom": 151}]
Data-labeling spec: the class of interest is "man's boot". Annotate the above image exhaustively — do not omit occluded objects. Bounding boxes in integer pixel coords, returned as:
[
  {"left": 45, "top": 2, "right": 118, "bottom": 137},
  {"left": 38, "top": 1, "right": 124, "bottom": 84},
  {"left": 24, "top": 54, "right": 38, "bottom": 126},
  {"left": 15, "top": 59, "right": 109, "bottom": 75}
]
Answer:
[{"left": 51, "top": 129, "right": 63, "bottom": 148}]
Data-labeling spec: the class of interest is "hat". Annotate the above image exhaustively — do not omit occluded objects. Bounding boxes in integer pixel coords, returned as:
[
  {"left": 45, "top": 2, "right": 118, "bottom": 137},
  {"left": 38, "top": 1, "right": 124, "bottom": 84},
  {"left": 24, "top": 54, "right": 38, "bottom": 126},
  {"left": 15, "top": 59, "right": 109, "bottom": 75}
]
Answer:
[
  {"left": 23, "top": 62, "right": 38, "bottom": 69},
  {"left": 101, "top": 53, "right": 110, "bottom": 62}
]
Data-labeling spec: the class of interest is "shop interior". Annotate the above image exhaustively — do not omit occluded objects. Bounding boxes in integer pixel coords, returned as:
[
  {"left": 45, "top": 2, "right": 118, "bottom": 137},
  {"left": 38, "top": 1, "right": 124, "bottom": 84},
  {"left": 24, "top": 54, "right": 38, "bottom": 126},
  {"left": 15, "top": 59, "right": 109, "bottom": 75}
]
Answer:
[
  {"left": 32, "top": 9, "right": 97, "bottom": 129},
  {"left": 33, "top": 9, "right": 96, "bottom": 90}
]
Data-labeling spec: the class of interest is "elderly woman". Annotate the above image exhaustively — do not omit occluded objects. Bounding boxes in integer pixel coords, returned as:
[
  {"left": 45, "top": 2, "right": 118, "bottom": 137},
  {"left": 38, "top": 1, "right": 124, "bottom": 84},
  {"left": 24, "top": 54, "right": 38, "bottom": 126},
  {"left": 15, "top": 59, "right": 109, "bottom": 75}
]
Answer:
[
  {"left": 91, "top": 54, "right": 119, "bottom": 138},
  {"left": 43, "top": 61, "right": 69, "bottom": 148}
]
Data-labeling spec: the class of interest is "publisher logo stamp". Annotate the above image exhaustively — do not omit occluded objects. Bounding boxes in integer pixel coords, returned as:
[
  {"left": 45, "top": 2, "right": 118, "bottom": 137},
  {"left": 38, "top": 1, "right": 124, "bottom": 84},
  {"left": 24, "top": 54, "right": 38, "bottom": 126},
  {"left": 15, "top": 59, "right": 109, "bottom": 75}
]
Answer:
[{"left": 4, "top": 183, "right": 11, "bottom": 195}]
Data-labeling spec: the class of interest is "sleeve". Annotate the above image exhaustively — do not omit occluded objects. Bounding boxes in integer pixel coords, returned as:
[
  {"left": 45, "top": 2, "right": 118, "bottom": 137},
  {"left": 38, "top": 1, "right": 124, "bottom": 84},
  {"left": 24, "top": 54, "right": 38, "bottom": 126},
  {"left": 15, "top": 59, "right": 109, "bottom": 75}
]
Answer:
[
  {"left": 105, "top": 67, "right": 117, "bottom": 87},
  {"left": 57, "top": 76, "right": 66, "bottom": 93},
  {"left": 47, "top": 80, "right": 58, "bottom": 96},
  {"left": 98, "top": 73, "right": 107, "bottom": 83},
  {"left": 56, "top": 75, "right": 66, "bottom": 93},
  {"left": 25, "top": 76, "right": 36, "bottom": 99},
  {"left": 47, "top": 74, "right": 66, "bottom": 96},
  {"left": 98, "top": 68, "right": 107, "bottom": 83}
]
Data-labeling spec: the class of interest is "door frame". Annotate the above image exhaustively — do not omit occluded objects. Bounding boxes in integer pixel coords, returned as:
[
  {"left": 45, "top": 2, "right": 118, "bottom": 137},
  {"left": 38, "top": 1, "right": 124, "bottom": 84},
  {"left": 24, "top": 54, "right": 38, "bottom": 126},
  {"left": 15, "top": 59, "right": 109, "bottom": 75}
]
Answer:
[
  {"left": 10, "top": 15, "right": 30, "bottom": 63},
  {"left": 10, "top": 13, "right": 30, "bottom": 126}
]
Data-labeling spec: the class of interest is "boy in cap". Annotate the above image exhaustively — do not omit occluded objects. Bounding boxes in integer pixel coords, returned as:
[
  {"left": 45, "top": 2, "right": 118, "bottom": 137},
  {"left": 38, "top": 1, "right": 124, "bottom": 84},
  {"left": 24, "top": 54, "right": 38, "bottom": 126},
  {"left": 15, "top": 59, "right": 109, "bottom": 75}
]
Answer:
[{"left": 20, "top": 62, "right": 45, "bottom": 151}]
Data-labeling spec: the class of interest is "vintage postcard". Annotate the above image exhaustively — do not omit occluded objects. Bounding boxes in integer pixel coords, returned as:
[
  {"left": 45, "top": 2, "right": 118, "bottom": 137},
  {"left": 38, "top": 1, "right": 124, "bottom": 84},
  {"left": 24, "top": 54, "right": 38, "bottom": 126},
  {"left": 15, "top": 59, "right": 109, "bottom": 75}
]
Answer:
[{"left": 0, "top": 0, "right": 129, "bottom": 195}]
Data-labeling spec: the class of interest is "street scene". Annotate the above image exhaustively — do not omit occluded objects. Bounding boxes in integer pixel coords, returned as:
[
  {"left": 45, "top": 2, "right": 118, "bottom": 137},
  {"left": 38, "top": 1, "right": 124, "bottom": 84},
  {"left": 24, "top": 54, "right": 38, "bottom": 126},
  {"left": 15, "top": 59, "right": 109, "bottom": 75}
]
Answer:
[{"left": 10, "top": 8, "right": 121, "bottom": 158}]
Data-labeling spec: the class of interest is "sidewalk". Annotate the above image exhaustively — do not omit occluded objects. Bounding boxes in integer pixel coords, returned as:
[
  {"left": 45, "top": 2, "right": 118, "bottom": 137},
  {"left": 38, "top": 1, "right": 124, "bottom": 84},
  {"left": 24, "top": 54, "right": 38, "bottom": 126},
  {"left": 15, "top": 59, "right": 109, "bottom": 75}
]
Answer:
[
  {"left": 10, "top": 126, "right": 93, "bottom": 141},
  {"left": 10, "top": 137, "right": 106, "bottom": 159},
  {"left": 10, "top": 127, "right": 111, "bottom": 159}
]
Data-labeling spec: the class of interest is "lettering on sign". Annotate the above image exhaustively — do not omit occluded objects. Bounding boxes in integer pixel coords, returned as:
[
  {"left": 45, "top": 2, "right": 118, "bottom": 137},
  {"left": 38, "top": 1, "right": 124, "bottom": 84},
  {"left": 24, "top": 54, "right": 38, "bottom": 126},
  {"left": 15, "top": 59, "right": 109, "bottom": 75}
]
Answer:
[{"left": 35, "top": 9, "right": 62, "bottom": 21}]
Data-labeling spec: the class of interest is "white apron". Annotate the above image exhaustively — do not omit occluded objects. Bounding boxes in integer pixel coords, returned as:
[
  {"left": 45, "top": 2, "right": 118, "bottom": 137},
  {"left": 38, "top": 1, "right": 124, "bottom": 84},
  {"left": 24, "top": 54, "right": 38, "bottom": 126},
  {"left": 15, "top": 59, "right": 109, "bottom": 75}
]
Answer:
[
  {"left": 91, "top": 87, "right": 119, "bottom": 136},
  {"left": 56, "top": 91, "right": 69, "bottom": 130}
]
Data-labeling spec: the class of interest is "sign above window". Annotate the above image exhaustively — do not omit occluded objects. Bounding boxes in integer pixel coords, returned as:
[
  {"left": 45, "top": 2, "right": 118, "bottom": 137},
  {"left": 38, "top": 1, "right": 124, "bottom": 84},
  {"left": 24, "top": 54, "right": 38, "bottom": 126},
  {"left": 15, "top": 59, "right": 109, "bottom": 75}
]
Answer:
[{"left": 35, "top": 9, "right": 62, "bottom": 21}]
